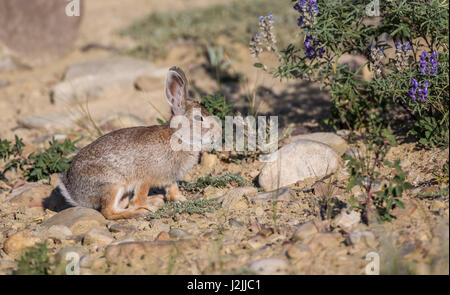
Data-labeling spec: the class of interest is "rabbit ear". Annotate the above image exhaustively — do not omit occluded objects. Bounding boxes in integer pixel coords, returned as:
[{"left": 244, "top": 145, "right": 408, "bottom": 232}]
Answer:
[{"left": 165, "top": 66, "right": 187, "bottom": 115}]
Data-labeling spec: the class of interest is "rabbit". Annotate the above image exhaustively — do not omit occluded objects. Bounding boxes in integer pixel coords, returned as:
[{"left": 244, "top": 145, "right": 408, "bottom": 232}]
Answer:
[{"left": 57, "top": 66, "right": 222, "bottom": 220}]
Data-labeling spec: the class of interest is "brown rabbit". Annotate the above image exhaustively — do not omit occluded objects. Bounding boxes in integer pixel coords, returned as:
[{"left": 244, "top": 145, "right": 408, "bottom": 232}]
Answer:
[{"left": 58, "top": 67, "right": 222, "bottom": 219}]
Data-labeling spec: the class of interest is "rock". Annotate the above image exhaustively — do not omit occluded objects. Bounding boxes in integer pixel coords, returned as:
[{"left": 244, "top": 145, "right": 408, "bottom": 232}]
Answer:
[
  {"left": 247, "top": 235, "right": 266, "bottom": 250},
  {"left": 17, "top": 112, "right": 82, "bottom": 130},
  {"left": 392, "top": 200, "right": 418, "bottom": 220},
  {"left": 0, "top": 0, "right": 82, "bottom": 65},
  {"left": 151, "top": 220, "right": 170, "bottom": 233},
  {"left": 305, "top": 233, "right": 342, "bottom": 252},
  {"left": 3, "top": 230, "right": 41, "bottom": 256},
  {"left": 333, "top": 210, "right": 361, "bottom": 232},
  {"left": 348, "top": 231, "right": 377, "bottom": 248},
  {"left": 336, "top": 129, "right": 351, "bottom": 138},
  {"left": 55, "top": 246, "right": 88, "bottom": 265},
  {"left": 32, "top": 134, "right": 68, "bottom": 144},
  {"left": 286, "top": 244, "right": 311, "bottom": 260},
  {"left": 134, "top": 75, "right": 161, "bottom": 92},
  {"left": 221, "top": 187, "right": 257, "bottom": 210},
  {"left": 83, "top": 226, "right": 114, "bottom": 246},
  {"left": 5, "top": 183, "right": 52, "bottom": 211},
  {"left": 252, "top": 187, "right": 291, "bottom": 202},
  {"left": 228, "top": 218, "right": 244, "bottom": 228},
  {"left": 254, "top": 207, "right": 264, "bottom": 217},
  {"left": 107, "top": 222, "right": 136, "bottom": 234},
  {"left": 155, "top": 231, "right": 170, "bottom": 241},
  {"left": 362, "top": 177, "right": 383, "bottom": 193},
  {"left": 289, "top": 132, "right": 348, "bottom": 155},
  {"left": 105, "top": 240, "right": 200, "bottom": 265},
  {"left": 36, "top": 225, "right": 72, "bottom": 241},
  {"left": 248, "top": 258, "right": 288, "bottom": 275},
  {"left": 430, "top": 200, "right": 446, "bottom": 212},
  {"left": 50, "top": 56, "right": 166, "bottom": 105},
  {"left": 293, "top": 221, "right": 319, "bottom": 242},
  {"left": 40, "top": 207, "right": 107, "bottom": 235},
  {"left": 0, "top": 56, "right": 17, "bottom": 72},
  {"left": 258, "top": 139, "right": 340, "bottom": 191},
  {"left": 344, "top": 148, "right": 363, "bottom": 158},
  {"left": 200, "top": 153, "right": 218, "bottom": 172},
  {"left": 168, "top": 228, "right": 192, "bottom": 239}
]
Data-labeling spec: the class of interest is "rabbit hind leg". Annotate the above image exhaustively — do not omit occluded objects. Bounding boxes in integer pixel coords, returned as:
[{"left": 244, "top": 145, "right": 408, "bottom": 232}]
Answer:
[{"left": 100, "top": 184, "right": 153, "bottom": 220}]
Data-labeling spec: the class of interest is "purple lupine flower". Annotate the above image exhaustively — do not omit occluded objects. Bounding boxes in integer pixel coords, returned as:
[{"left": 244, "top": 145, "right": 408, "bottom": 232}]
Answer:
[
  {"left": 409, "top": 79, "right": 430, "bottom": 102},
  {"left": 409, "top": 79, "right": 419, "bottom": 101},
  {"left": 419, "top": 51, "right": 439, "bottom": 76},
  {"left": 294, "top": 0, "right": 318, "bottom": 29},
  {"left": 304, "top": 35, "right": 324, "bottom": 59}
]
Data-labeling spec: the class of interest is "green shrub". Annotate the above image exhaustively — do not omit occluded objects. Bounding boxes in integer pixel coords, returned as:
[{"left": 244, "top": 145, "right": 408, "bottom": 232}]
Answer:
[
  {"left": 1, "top": 136, "right": 79, "bottom": 182},
  {"left": 15, "top": 242, "right": 52, "bottom": 275},
  {"left": 345, "top": 127, "right": 412, "bottom": 222},
  {"left": 269, "top": 0, "right": 449, "bottom": 148}
]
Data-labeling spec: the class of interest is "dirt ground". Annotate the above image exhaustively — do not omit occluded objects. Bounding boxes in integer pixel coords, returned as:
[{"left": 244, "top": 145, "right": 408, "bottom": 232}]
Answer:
[{"left": 0, "top": 0, "right": 448, "bottom": 275}]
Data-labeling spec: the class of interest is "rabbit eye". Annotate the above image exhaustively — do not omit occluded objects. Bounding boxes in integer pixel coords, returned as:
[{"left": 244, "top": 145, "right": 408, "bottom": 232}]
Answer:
[{"left": 194, "top": 115, "right": 203, "bottom": 121}]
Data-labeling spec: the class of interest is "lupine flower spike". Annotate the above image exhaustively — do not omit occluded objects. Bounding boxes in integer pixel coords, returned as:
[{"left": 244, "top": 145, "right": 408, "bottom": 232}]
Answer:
[
  {"left": 294, "top": 0, "right": 319, "bottom": 29},
  {"left": 370, "top": 46, "right": 385, "bottom": 78},
  {"left": 419, "top": 50, "right": 439, "bottom": 76},
  {"left": 409, "top": 79, "right": 429, "bottom": 102},
  {"left": 395, "top": 41, "right": 412, "bottom": 71}
]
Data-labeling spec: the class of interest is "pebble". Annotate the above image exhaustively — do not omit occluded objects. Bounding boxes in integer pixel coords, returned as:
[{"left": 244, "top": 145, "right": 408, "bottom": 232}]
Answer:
[
  {"left": 293, "top": 221, "right": 318, "bottom": 242},
  {"left": 252, "top": 187, "right": 291, "bottom": 202},
  {"left": 248, "top": 258, "right": 288, "bottom": 275},
  {"left": 3, "top": 230, "right": 41, "bottom": 256},
  {"left": 333, "top": 210, "right": 361, "bottom": 232},
  {"left": 83, "top": 226, "right": 114, "bottom": 246},
  {"left": 40, "top": 207, "right": 107, "bottom": 235},
  {"left": 168, "top": 228, "right": 192, "bottom": 239},
  {"left": 221, "top": 187, "right": 257, "bottom": 211}
]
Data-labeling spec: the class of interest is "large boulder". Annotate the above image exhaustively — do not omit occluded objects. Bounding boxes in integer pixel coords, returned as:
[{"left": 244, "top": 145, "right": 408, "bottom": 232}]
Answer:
[
  {"left": 0, "top": 0, "right": 83, "bottom": 65},
  {"left": 258, "top": 139, "right": 341, "bottom": 191}
]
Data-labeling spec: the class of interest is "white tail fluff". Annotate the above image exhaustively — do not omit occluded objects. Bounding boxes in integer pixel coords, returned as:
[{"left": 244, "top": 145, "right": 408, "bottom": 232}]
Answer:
[{"left": 57, "top": 173, "right": 79, "bottom": 207}]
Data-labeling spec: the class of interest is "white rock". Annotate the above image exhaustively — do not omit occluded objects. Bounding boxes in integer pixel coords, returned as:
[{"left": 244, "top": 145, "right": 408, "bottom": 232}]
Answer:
[
  {"left": 333, "top": 210, "right": 361, "bottom": 232},
  {"left": 290, "top": 132, "right": 348, "bottom": 155},
  {"left": 258, "top": 139, "right": 340, "bottom": 191}
]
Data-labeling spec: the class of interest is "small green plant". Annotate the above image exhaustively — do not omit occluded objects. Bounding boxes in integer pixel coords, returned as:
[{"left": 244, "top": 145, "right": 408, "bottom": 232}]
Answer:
[
  {"left": 179, "top": 172, "right": 251, "bottom": 192},
  {"left": 1, "top": 136, "right": 79, "bottom": 182},
  {"left": 346, "top": 127, "right": 412, "bottom": 222},
  {"left": 201, "top": 92, "right": 234, "bottom": 125},
  {"left": 147, "top": 198, "right": 221, "bottom": 219},
  {"left": 205, "top": 45, "right": 240, "bottom": 89},
  {"left": 15, "top": 242, "right": 52, "bottom": 275}
]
